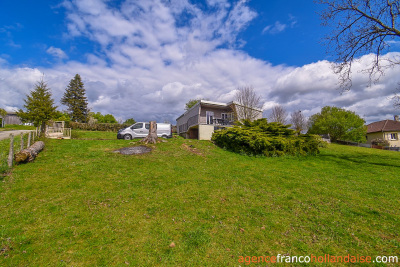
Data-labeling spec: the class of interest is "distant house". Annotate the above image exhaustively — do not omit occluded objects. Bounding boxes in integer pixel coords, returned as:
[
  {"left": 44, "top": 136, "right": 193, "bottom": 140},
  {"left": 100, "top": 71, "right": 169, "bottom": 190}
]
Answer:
[
  {"left": 366, "top": 116, "right": 400, "bottom": 147},
  {"left": 3, "top": 112, "right": 22, "bottom": 125},
  {"left": 176, "top": 100, "right": 263, "bottom": 140}
]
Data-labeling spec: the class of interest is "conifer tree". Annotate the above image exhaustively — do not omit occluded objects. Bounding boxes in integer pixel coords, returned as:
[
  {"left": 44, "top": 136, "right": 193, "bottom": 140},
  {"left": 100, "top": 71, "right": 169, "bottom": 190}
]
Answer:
[
  {"left": 17, "top": 79, "right": 57, "bottom": 136},
  {"left": 61, "top": 74, "right": 89, "bottom": 122}
]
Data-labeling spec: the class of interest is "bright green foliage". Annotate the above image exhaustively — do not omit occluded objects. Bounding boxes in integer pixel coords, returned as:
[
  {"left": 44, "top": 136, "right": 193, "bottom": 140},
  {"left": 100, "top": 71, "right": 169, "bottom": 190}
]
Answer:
[
  {"left": 17, "top": 80, "right": 57, "bottom": 134},
  {"left": 90, "top": 112, "right": 118, "bottom": 123},
  {"left": 212, "top": 118, "right": 321, "bottom": 156},
  {"left": 61, "top": 74, "right": 89, "bottom": 122},
  {"left": 124, "top": 118, "right": 136, "bottom": 125},
  {"left": 185, "top": 99, "right": 201, "bottom": 110},
  {"left": 308, "top": 106, "right": 366, "bottom": 143},
  {"left": 53, "top": 111, "right": 71, "bottom": 122}
]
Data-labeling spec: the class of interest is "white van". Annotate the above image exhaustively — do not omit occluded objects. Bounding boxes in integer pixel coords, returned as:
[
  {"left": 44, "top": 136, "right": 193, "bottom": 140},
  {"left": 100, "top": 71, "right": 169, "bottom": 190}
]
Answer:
[{"left": 117, "top": 122, "right": 172, "bottom": 140}]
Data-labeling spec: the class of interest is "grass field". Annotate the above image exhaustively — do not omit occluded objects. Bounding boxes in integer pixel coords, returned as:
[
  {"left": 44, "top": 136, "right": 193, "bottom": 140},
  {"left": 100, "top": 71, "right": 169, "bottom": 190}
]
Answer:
[
  {"left": 1, "top": 131, "right": 399, "bottom": 266},
  {"left": 0, "top": 124, "right": 35, "bottom": 132}
]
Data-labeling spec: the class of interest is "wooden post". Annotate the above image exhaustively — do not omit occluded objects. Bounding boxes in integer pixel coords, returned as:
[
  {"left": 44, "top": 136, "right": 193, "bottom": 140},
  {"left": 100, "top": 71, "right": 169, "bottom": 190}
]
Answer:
[
  {"left": 20, "top": 133, "right": 24, "bottom": 151},
  {"left": 7, "top": 134, "right": 14, "bottom": 168},
  {"left": 27, "top": 132, "right": 31, "bottom": 147}
]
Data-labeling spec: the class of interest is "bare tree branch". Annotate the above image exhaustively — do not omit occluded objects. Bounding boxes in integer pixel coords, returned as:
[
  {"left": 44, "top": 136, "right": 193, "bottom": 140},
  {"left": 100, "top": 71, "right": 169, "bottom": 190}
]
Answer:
[
  {"left": 318, "top": 0, "right": 400, "bottom": 92},
  {"left": 269, "top": 105, "right": 288, "bottom": 124},
  {"left": 234, "top": 86, "right": 262, "bottom": 121},
  {"left": 290, "top": 110, "right": 308, "bottom": 133}
]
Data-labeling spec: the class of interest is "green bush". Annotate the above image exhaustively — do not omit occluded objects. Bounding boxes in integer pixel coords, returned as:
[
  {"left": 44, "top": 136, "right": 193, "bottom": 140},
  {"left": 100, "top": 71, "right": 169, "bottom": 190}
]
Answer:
[
  {"left": 68, "top": 121, "right": 129, "bottom": 132},
  {"left": 371, "top": 138, "right": 390, "bottom": 147},
  {"left": 211, "top": 119, "right": 321, "bottom": 157}
]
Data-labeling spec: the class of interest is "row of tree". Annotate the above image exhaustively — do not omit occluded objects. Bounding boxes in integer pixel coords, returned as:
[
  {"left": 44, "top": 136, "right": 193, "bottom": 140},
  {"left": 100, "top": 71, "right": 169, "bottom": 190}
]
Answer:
[{"left": 16, "top": 74, "right": 129, "bottom": 135}]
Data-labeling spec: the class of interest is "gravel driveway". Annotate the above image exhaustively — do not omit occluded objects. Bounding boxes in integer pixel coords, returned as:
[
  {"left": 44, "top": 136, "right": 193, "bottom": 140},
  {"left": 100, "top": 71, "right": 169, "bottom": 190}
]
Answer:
[{"left": 0, "top": 130, "right": 34, "bottom": 141}]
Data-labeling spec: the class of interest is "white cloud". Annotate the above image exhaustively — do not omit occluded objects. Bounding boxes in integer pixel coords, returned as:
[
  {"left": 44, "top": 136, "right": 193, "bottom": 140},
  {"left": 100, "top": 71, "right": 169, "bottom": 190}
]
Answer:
[
  {"left": 262, "top": 21, "right": 287, "bottom": 34},
  {"left": 46, "top": 46, "right": 68, "bottom": 59},
  {"left": 262, "top": 14, "right": 297, "bottom": 35},
  {"left": 0, "top": 0, "right": 399, "bottom": 125}
]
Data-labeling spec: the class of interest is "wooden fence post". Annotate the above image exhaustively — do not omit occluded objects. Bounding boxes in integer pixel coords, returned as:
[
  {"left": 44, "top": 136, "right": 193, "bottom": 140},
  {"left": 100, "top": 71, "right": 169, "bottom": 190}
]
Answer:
[
  {"left": 8, "top": 134, "right": 14, "bottom": 168},
  {"left": 27, "top": 132, "right": 31, "bottom": 147},
  {"left": 20, "top": 133, "right": 24, "bottom": 151}
]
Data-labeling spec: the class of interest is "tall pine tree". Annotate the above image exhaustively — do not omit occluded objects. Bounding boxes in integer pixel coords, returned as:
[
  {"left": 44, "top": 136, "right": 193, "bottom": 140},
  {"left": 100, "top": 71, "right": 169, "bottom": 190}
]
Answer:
[
  {"left": 17, "top": 79, "right": 57, "bottom": 136},
  {"left": 61, "top": 74, "right": 89, "bottom": 122}
]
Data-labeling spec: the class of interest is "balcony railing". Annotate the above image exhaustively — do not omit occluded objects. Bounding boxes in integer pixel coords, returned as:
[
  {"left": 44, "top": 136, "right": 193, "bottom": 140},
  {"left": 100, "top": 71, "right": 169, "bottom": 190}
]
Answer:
[
  {"left": 187, "top": 115, "right": 199, "bottom": 127},
  {"left": 208, "top": 119, "right": 233, "bottom": 126}
]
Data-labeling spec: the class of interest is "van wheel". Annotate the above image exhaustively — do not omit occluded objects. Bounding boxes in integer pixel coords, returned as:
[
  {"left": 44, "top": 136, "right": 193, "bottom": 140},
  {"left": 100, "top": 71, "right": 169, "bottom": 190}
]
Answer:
[
  {"left": 124, "top": 134, "right": 132, "bottom": 140},
  {"left": 161, "top": 135, "right": 168, "bottom": 139}
]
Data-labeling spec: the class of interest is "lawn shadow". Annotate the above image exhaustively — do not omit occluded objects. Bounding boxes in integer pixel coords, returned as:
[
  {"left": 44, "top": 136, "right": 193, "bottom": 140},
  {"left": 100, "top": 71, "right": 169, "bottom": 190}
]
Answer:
[{"left": 317, "top": 153, "right": 400, "bottom": 168}]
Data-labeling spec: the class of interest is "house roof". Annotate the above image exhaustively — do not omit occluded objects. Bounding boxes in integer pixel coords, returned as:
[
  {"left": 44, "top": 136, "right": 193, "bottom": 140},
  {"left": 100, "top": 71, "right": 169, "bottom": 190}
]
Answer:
[{"left": 367, "top": 120, "right": 400, "bottom": 133}]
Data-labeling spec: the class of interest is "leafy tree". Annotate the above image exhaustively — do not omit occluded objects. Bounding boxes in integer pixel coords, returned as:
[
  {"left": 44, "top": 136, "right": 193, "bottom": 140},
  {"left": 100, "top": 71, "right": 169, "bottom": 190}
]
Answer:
[
  {"left": 308, "top": 106, "right": 366, "bottom": 142},
  {"left": 103, "top": 114, "right": 117, "bottom": 123},
  {"left": 318, "top": 0, "right": 400, "bottom": 92},
  {"left": 0, "top": 108, "right": 7, "bottom": 127},
  {"left": 90, "top": 112, "right": 118, "bottom": 123},
  {"left": 234, "top": 86, "right": 262, "bottom": 121},
  {"left": 124, "top": 118, "right": 136, "bottom": 125},
  {"left": 17, "top": 79, "right": 57, "bottom": 136},
  {"left": 61, "top": 74, "right": 89, "bottom": 122},
  {"left": 53, "top": 111, "right": 71, "bottom": 122},
  {"left": 185, "top": 99, "right": 202, "bottom": 111}
]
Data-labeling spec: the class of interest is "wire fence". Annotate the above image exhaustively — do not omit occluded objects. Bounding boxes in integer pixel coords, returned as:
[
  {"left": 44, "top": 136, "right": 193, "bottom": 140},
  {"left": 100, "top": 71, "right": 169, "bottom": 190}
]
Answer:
[
  {"left": 336, "top": 140, "right": 400, "bottom": 151},
  {"left": 0, "top": 131, "right": 37, "bottom": 173}
]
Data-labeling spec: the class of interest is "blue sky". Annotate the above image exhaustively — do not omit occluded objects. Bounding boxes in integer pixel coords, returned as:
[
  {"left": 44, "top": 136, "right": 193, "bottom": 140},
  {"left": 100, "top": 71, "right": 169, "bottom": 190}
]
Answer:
[
  {"left": 0, "top": 0, "right": 327, "bottom": 67},
  {"left": 0, "top": 0, "right": 399, "bottom": 124}
]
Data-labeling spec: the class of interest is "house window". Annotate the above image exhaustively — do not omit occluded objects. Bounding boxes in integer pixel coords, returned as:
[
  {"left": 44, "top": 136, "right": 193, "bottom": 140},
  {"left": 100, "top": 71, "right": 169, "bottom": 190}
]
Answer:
[
  {"left": 206, "top": 111, "right": 214, "bottom": 124},
  {"left": 390, "top": 133, "right": 398, "bottom": 140},
  {"left": 221, "top": 113, "right": 233, "bottom": 121}
]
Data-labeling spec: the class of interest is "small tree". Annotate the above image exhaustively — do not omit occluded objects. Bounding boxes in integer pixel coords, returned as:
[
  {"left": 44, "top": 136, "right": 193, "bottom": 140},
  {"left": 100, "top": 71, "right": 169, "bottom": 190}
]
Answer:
[
  {"left": 185, "top": 99, "right": 202, "bottom": 111},
  {"left": 290, "top": 110, "right": 307, "bottom": 133},
  {"left": 0, "top": 108, "right": 7, "bottom": 127},
  {"left": 17, "top": 79, "right": 57, "bottom": 136},
  {"left": 61, "top": 74, "right": 89, "bottom": 122},
  {"left": 90, "top": 112, "right": 117, "bottom": 123},
  {"left": 269, "top": 105, "right": 288, "bottom": 124},
  {"left": 124, "top": 118, "right": 136, "bottom": 125},
  {"left": 308, "top": 106, "right": 366, "bottom": 142},
  {"left": 233, "top": 86, "right": 262, "bottom": 121}
]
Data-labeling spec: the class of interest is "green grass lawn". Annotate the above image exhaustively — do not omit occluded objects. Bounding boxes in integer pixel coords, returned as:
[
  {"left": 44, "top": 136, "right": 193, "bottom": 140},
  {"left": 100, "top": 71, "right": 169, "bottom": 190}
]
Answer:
[
  {"left": 0, "top": 124, "right": 35, "bottom": 132},
  {"left": 1, "top": 131, "right": 399, "bottom": 266}
]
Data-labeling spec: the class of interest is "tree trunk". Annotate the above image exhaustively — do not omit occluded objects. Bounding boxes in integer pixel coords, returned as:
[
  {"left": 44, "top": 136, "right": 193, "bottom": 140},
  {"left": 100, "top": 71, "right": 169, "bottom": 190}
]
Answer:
[
  {"left": 40, "top": 122, "right": 46, "bottom": 137},
  {"left": 140, "top": 121, "right": 158, "bottom": 144},
  {"left": 15, "top": 141, "right": 45, "bottom": 163}
]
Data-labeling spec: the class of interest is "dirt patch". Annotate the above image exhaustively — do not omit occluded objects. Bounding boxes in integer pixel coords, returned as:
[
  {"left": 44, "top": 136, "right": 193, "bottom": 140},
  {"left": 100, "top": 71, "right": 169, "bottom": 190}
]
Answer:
[
  {"left": 181, "top": 144, "right": 204, "bottom": 156},
  {"left": 113, "top": 146, "right": 152, "bottom": 155}
]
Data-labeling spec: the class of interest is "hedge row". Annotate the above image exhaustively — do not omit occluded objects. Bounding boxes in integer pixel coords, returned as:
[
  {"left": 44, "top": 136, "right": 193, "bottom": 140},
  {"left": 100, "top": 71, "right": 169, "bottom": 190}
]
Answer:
[
  {"left": 68, "top": 122, "right": 130, "bottom": 132},
  {"left": 211, "top": 119, "right": 321, "bottom": 157}
]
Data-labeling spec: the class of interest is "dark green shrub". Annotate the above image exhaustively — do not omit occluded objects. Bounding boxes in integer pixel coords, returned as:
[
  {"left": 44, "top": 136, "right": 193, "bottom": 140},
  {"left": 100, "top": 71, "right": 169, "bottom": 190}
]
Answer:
[{"left": 212, "top": 119, "right": 321, "bottom": 156}]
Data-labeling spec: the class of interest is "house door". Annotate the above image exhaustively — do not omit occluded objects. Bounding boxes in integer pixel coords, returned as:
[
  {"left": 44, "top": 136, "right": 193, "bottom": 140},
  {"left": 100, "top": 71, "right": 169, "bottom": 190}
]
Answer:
[{"left": 206, "top": 111, "right": 214, "bottom": 124}]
